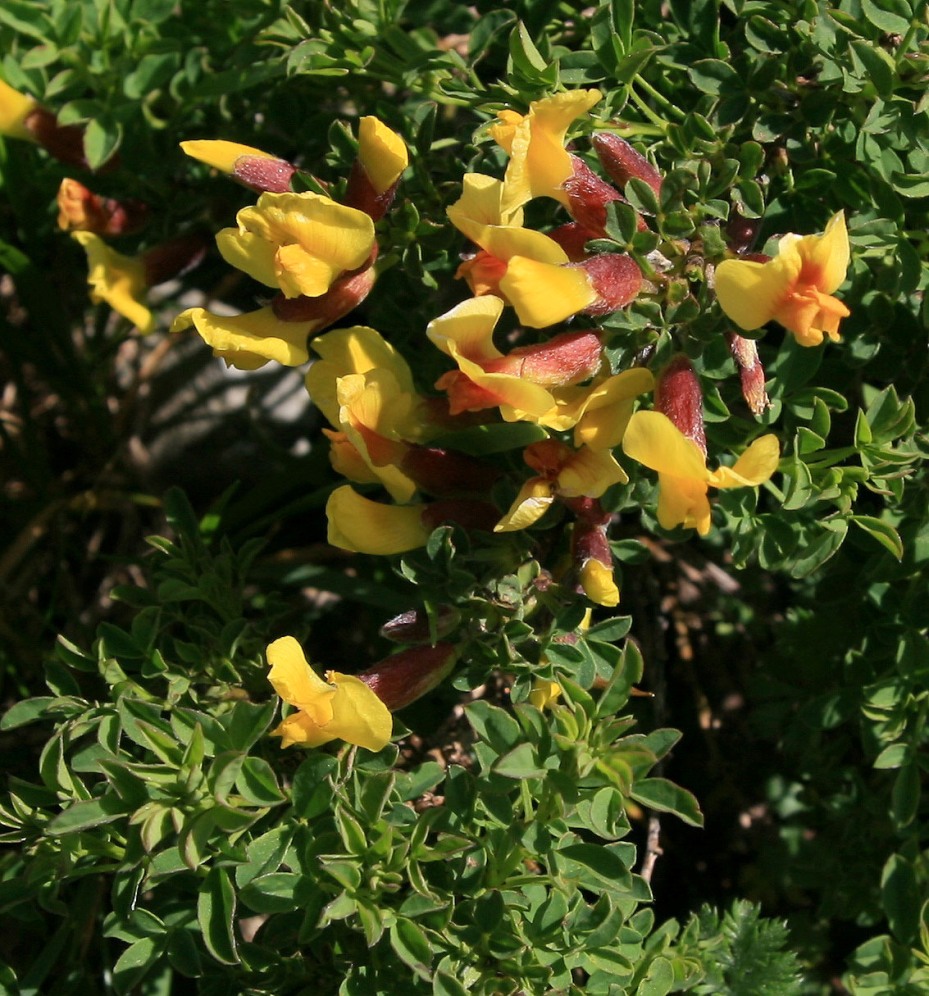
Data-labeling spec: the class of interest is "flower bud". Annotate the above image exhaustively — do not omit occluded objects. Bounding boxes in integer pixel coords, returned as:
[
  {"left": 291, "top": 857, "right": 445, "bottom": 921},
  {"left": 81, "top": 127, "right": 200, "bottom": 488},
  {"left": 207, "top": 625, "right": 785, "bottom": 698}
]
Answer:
[
  {"left": 727, "top": 333, "right": 770, "bottom": 416},
  {"left": 24, "top": 107, "right": 91, "bottom": 169},
  {"left": 575, "top": 253, "right": 643, "bottom": 315},
  {"left": 57, "top": 179, "right": 148, "bottom": 236},
  {"left": 592, "top": 133, "right": 662, "bottom": 195},
  {"left": 420, "top": 498, "right": 500, "bottom": 534},
  {"left": 400, "top": 446, "right": 501, "bottom": 497},
  {"left": 379, "top": 606, "right": 461, "bottom": 644},
  {"left": 725, "top": 205, "right": 763, "bottom": 254},
  {"left": 654, "top": 354, "right": 706, "bottom": 456},
  {"left": 180, "top": 140, "right": 296, "bottom": 193},
  {"left": 343, "top": 116, "right": 408, "bottom": 221},
  {"left": 548, "top": 222, "right": 595, "bottom": 262},
  {"left": 140, "top": 232, "right": 210, "bottom": 287},
  {"left": 561, "top": 154, "right": 623, "bottom": 236},
  {"left": 484, "top": 330, "right": 603, "bottom": 387},
  {"left": 358, "top": 643, "right": 456, "bottom": 711},
  {"left": 566, "top": 497, "right": 619, "bottom": 607}
]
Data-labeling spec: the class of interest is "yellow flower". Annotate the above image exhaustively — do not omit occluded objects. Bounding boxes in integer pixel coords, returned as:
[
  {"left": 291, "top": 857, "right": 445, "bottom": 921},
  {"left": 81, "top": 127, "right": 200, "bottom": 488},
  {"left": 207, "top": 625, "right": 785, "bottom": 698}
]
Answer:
[
  {"left": 0, "top": 78, "right": 38, "bottom": 142},
  {"left": 427, "top": 296, "right": 601, "bottom": 418},
  {"left": 545, "top": 367, "right": 655, "bottom": 449},
  {"left": 490, "top": 89, "right": 602, "bottom": 215},
  {"left": 529, "top": 678, "right": 562, "bottom": 710},
  {"left": 578, "top": 558, "right": 620, "bottom": 607},
  {"left": 448, "top": 174, "right": 597, "bottom": 327},
  {"left": 357, "top": 116, "right": 408, "bottom": 194},
  {"left": 181, "top": 139, "right": 278, "bottom": 173},
  {"left": 495, "top": 439, "right": 627, "bottom": 532},
  {"left": 326, "top": 485, "right": 431, "bottom": 554},
  {"left": 71, "top": 232, "right": 153, "bottom": 334},
  {"left": 216, "top": 191, "right": 375, "bottom": 299},
  {"left": 306, "top": 326, "right": 425, "bottom": 439},
  {"left": 330, "top": 371, "right": 418, "bottom": 501},
  {"left": 622, "top": 410, "right": 780, "bottom": 535},
  {"left": 171, "top": 306, "right": 316, "bottom": 370},
  {"left": 715, "top": 212, "right": 851, "bottom": 347},
  {"left": 267, "top": 637, "right": 392, "bottom": 751}
]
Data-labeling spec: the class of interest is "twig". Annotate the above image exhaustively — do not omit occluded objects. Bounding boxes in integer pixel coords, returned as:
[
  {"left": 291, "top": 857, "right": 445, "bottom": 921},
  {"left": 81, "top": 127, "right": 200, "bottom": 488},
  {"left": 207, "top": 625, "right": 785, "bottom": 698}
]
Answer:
[{"left": 641, "top": 812, "right": 663, "bottom": 884}]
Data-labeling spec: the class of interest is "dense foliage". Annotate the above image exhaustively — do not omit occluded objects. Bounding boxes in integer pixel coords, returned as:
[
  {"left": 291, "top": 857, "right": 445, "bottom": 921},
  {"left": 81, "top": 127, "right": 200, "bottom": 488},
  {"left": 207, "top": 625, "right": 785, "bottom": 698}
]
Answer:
[{"left": 1, "top": 1, "right": 927, "bottom": 993}]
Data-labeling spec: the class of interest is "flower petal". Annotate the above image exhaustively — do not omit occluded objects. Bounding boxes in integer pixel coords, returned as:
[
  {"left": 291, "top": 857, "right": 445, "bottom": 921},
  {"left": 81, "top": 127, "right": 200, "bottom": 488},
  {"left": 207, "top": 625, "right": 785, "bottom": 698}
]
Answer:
[
  {"left": 171, "top": 306, "right": 314, "bottom": 369},
  {"left": 499, "top": 257, "right": 596, "bottom": 328},
  {"left": 307, "top": 325, "right": 417, "bottom": 425},
  {"left": 622, "top": 410, "right": 708, "bottom": 480},
  {"left": 72, "top": 231, "right": 153, "bottom": 334},
  {"left": 266, "top": 637, "right": 335, "bottom": 723},
  {"left": 714, "top": 252, "right": 800, "bottom": 331},
  {"left": 579, "top": 558, "right": 620, "bottom": 606},
  {"left": 326, "top": 486, "right": 431, "bottom": 554},
  {"left": 709, "top": 434, "right": 780, "bottom": 488},
  {"left": 0, "top": 78, "right": 38, "bottom": 142},
  {"left": 494, "top": 479, "right": 554, "bottom": 532},
  {"left": 656, "top": 474, "right": 712, "bottom": 535},
  {"left": 180, "top": 139, "right": 276, "bottom": 173},
  {"left": 358, "top": 117, "right": 408, "bottom": 194},
  {"left": 325, "top": 672, "right": 393, "bottom": 751}
]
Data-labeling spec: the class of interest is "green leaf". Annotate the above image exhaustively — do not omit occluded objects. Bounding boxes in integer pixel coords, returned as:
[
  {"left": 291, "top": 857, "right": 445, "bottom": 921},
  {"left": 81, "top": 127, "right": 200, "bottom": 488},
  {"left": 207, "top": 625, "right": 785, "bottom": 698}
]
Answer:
[
  {"left": 891, "top": 764, "right": 920, "bottom": 828},
  {"left": 1, "top": 697, "right": 54, "bottom": 730},
  {"left": 860, "top": 0, "right": 912, "bottom": 36},
  {"left": 83, "top": 117, "right": 123, "bottom": 171},
  {"left": 688, "top": 59, "right": 741, "bottom": 96},
  {"left": 789, "top": 520, "right": 848, "bottom": 578},
  {"left": 493, "top": 742, "right": 545, "bottom": 779},
  {"left": 465, "top": 700, "right": 521, "bottom": 752},
  {"left": 197, "top": 867, "right": 239, "bottom": 965},
  {"left": 238, "top": 873, "right": 302, "bottom": 914},
  {"left": 638, "top": 955, "right": 675, "bottom": 996},
  {"left": 630, "top": 778, "right": 704, "bottom": 827},
  {"left": 112, "top": 936, "right": 165, "bottom": 995},
  {"left": 882, "top": 853, "right": 920, "bottom": 944},
  {"left": 47, "top": 796, "right": 126, "bottom": 834},
  {"left": 236, "top": 757, "right": 286, "bottom": 807},
  {"left": 389, "top": 917, "right": 434, "bottom": 981},
  {"left": 850, "top": 516, "right": 904, "bottom": 560},
  {"left": 556, "top": 843, "right": 633, "bottom": 894}
]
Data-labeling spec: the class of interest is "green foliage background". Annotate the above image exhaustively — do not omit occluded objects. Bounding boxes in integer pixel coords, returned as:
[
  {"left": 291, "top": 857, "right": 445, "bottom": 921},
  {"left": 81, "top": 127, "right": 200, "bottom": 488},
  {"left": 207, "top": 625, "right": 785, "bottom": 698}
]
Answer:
[{"left": 0, "top": 0, "right": 927, "bottom": 993}]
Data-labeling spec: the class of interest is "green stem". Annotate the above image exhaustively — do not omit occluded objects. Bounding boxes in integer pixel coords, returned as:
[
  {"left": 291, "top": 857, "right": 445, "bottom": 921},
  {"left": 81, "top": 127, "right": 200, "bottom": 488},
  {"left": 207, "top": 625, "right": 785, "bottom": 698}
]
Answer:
[{"left": 632, "top": 74, "right": 685, "bottom": 123}]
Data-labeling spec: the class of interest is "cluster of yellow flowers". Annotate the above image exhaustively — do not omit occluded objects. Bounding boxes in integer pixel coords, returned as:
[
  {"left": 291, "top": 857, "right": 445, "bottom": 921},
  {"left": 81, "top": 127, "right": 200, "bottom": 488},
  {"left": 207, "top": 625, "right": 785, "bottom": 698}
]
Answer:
[{"left": 1, "top": 78, "right": 853, "bottom": 752}]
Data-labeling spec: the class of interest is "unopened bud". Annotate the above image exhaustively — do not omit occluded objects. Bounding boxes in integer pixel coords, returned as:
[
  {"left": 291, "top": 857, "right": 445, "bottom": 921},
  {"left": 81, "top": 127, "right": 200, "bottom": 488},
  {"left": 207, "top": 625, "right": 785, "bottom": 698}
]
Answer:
[
  {"left": 725, "top": 205, "right": 763, "bottom": 254},
  {"left": 592, "top": 133, "right": 662, "bottom": 196},
  {"left": 57, "top": 178, "right": 148, "bottom": 235},
  {"left": 421, "top": 498, "right": 500, "bottom": 534},
  {"left": 141, "top": 232, "right": 210, "bottom": 287},
  {"left": 359, "top": 643, "right": 456, "bottom": 711},
  {"left": 567, "top": 498, "right": 619, "bottom": 607},
  {"left": 484, "top": 330, "right": 603, "bottom": 387},
  {"left": 400, "top": 446, "right": 501, "bottom": 497},
  {"left": 575, "top": 254, "right": 643, "bottom": 315},
  {"left": 343, "top": 116, "right": 408, "bottom": 221},
  {"left": 344, "top": 160, "right": 400, "bottom": 222},
  {"left": 234, "top": 156, "right": 297, "bottom": 193},
  {"left": 379, "top": 606, "right": 461, "bottom": 644},
  {"left": 180, "top": 140, "right": 296, "bottom": 193},
  {"left": 562, "top": 154, "right": 623, "bottom": 236},
  {"left": 24, "top": 107, "right": 92, "bottom": 169},
  {"left": 655, "top": 354, "right": 706, "bottom": 456},
  {"left": 548, "top": 222, "right": 595, "bottom": 262},
  {"left": 727, "top": 333, "right": 770, "bottom": 415}
]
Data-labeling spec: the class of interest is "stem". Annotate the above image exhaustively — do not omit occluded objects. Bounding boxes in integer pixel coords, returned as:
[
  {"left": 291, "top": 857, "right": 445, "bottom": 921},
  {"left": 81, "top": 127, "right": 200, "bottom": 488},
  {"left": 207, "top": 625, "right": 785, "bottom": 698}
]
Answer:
[{"left": 632, "top": 75, "right": 685, "bottom": 123}]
